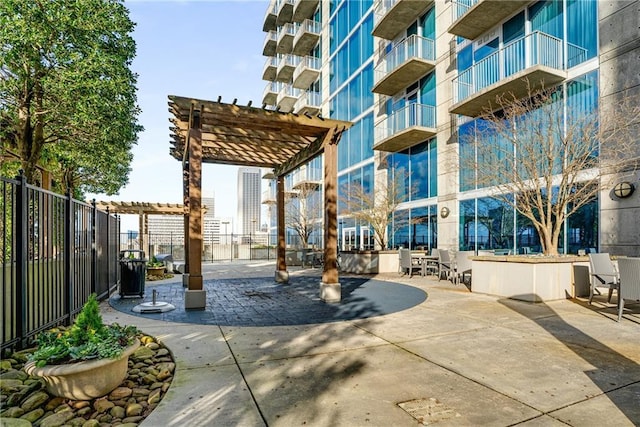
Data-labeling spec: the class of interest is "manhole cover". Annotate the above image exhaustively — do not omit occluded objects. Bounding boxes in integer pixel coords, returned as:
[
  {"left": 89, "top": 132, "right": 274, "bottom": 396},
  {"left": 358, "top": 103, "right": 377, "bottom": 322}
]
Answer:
[{"left": 398, "top": 398, "right": 460, "bottom": 425}]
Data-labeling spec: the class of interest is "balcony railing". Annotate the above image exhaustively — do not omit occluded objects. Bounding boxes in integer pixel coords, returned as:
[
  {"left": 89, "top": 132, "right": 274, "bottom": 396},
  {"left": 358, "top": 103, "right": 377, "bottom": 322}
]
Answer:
[
  {"left": 294, "top": 90, "right": 321, "bottom": 115},
  {"left": 277, "top": 22, "right": 297, "bottom": 54},
  {"left": 262, "top": 0, "right": 277, "bottom": 31},
  {"left": 291, "top": 165, "right": 322, "bottom": 189},
  {"left": 292, "top": 19, "right": 321, "bottom": 56},
  {"left": 293, "top": 0, "right": 320, "bottom": 22},
  {"left": 262, "top": 81, "right": 283, "bottom": 106},
  {"left": 277, "top": 83, "right": 302, "bottom": 111},
  {"left": 453, "top": 32, "right": 574, "bottom": 109},
  {"left": 277, "top": 0, "right": 295, "bottom": 25},
  {"left": 262, "top": 30, "right": 277, "bottom": 56},
  {"left": 374, "top": 103, "right": 436, "bottom": 152},
  {"left": 292, "top": 55, "right": 321, "bottom": 88},
  {"left": 373, "top": 0, "right": 434, "bottom": 40},
  {"left": 277, "top": 54, "right": 301, "bottom": 82},
  {"left": 373, "top": 34, "right": 435, "bottom": 95},
  {"left": 448, "top": 0, "right": 532, "bottom": 40},
  {"left": 262, "top": 56, "right": 278, "bottom": 81}
]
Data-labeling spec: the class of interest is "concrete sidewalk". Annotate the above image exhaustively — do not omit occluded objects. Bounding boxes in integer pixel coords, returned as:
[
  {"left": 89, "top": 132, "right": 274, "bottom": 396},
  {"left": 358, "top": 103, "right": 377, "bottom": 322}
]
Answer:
[{"left": 101, "top": 261, "right": 640, "bottom": 426}]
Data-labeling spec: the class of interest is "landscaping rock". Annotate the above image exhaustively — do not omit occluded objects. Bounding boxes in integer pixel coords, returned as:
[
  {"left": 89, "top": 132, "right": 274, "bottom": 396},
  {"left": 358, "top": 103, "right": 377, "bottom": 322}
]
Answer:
[{"left": 1, "top": 332, "right": 174, "bottom": 427}]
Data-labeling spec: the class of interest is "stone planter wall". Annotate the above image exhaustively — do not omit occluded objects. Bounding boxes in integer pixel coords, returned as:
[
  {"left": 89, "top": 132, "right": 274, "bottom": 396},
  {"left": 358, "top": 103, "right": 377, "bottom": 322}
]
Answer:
[
  {"left": 471, "top": 255, "right": 590, "bottom": 302},
  {"left": 340, "top": 251, "right": 399, "bottom": 274}
]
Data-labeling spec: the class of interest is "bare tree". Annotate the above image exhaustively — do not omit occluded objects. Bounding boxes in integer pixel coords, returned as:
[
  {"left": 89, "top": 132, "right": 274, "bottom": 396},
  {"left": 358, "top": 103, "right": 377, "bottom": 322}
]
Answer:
[
  {"left": 461, "top": 83, "right": 640, "bottom": 255},
  {"left": 285, "top": 185, "right": 323, "bottom": 248},
  {"left": 340, "top": 169, "right": 415, "bottom": 250}
]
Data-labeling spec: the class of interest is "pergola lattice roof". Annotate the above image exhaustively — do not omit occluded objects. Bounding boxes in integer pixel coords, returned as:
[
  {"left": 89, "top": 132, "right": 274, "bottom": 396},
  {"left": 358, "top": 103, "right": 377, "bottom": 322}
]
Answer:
[
  {"left": 168, "top": 95, "right": 351, "bottom": 176},
  {"left": 94, "top": 201, "right": 187, "bottom": 215}
]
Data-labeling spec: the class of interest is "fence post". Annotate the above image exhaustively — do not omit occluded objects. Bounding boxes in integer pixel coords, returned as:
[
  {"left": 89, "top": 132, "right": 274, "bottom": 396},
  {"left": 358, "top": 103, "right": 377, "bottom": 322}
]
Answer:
[
  {"left": 64, "top": 191, "right": 74, "bottom": 324},
  {"left": 91, "top": 199, "right": 97, "bottom": 295},
  {"left": 15, "top": 172, "right": 28, "bottom": 347}
]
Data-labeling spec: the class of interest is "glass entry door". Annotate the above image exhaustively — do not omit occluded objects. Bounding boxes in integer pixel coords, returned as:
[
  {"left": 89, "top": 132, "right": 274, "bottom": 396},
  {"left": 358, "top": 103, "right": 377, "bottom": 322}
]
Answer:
[{"left": 342, "top": 227, "right": 356, "bottom": 251}]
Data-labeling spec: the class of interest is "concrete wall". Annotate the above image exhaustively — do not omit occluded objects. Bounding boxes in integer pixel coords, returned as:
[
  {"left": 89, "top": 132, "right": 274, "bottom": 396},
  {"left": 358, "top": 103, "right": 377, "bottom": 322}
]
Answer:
[{"left": 598, "top": 1, "right": 640, "bottom": 256}]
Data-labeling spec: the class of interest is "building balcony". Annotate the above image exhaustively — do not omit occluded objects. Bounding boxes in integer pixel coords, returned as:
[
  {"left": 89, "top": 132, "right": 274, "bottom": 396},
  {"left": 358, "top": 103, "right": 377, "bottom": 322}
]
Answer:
[
  {"left": 374, "top": 103, "right": 436, "bottom": 152},
  {"left": 293, "top": 0, "right": 319, "bottom": 22},
  {"left": 373, "top": 35, "right": 435, "bottom": 96},
  {"left": 448, "top": 0, "right": 532, "bottom": 40},
  {"left": 291, "top": 165, "right": 322, "bottom": 190},
  {"left": 262, "top": 56, "right": 278, "bottom": 81},
  {"left": 277, "top": 84, "right": 301, "bottom": 112},
  {"left": 292, "top": 56, "right": 320, "bottom": 89},
  {"left": 276, "top": 54, "right": 300, "bottom": 83},
  {"left": 262, "top": 188, "right": 277, "bottom": 204},
  {"left": 372, "top": 0, "right": 434, "bottom": 40},
  {"left": 277, "top": 22, "right": 296, "bottom": 54},
  {"left": 294, "top": 90, "right": 321, "bottom": 115},
  {"left": 262, "top": 0, "right": 277, "bottom": 32},
  {"left": 276, "top": 0, "right": 295, "bottom": 25},
  {"left": 450, "top": 32, "right": 576, "bottom": 117},
  {"left": 262, "top": 30, "right": 277, "bottom": 57},
  {"left": 292, "top": 19, "right": 321, "bottom": 56},
  {"left": 262, "top": 81, "right": 282, "bottom": 106}
]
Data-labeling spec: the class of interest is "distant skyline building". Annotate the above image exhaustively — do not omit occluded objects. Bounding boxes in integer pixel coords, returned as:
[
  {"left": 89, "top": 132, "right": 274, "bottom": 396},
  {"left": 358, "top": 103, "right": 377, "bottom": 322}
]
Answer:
[{"left": 237, "top": 167, "right": 262, "bottom": 236}]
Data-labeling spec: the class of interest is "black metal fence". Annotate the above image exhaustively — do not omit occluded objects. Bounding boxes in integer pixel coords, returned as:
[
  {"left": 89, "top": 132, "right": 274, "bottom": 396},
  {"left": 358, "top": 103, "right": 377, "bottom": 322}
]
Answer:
[{"left": 1, "top": 174, "right": 120, "bottom": 352}]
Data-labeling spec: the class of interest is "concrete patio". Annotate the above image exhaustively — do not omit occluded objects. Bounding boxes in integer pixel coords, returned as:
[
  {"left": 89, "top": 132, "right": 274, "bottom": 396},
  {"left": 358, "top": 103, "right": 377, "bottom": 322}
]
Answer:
[{"left": 101, "top": 261, "right": 640, "bottom": 426}]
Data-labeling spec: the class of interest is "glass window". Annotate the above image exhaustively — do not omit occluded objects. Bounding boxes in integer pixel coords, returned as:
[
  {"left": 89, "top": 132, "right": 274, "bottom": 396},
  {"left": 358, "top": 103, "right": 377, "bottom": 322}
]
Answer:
[
  {"left": 393, "top": 209, "right": 410, "bottom": 249},
  {"left": 503, "top": 11, "right": 525, "bottom": 44},
  {"left": 419, "top": 71, "right": 436, "bottom": 106},
  {"left": 566, "top": 0, "right": 597, "bottom": 67},
  {"left": 529, "top": 0, "right": 563, "bottom": 39},
  {"left": 459, "top": 199, "right": 476, "bottom": 251},
  {"left": 362, "top": 113, "right": 374, "bottom": 158},
  {"left": 410, "top": 207, "right": 429, "bottom": 250},
  {"left": 420, "top": 7, "right": 435, "bottom": 39},
  {"left": 457, "top": 44, "right": 472, "bottom": 72},
  {"left": 411, "top": 142, "right": 429, "bottom": 199},
  {"left": 477, "top": 197, "right": 514, "bottom": 251},
  {"left": 428, "top": 139, "right": 437, "bottom": 197}
]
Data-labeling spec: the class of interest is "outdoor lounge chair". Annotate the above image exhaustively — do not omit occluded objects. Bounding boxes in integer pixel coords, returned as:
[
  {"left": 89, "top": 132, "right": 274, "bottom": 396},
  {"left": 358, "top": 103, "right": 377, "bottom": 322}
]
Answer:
[
  {"left": 588, "top": 253, "right": 619, "bottom": 305},
  {"left": 437, "top": 249, "right": 453, "bottom": 281},
  {"left": 616, "top": 257, "right": 640, "bottom": 322},
  {"left": 454, "top": 250, "right": 474, "bottom": 286},
  {"left": 399, "top": 248, "right": 422, "bottom": 278}
]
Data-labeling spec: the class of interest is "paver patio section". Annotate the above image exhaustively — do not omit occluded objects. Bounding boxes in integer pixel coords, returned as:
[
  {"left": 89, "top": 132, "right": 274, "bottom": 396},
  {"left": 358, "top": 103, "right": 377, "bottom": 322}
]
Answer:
[{"left": 102, "top": 261, "right": 640, "bottom": 426}]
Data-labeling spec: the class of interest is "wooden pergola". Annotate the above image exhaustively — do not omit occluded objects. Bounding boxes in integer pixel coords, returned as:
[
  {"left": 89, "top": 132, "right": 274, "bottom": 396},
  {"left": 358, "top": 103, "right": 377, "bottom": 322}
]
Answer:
[
  {"left": 93, "top": 201, "right": 201, "bottom": 257},
  {"left": 168, "top": 95, "right": 352, "bottom": 308}
]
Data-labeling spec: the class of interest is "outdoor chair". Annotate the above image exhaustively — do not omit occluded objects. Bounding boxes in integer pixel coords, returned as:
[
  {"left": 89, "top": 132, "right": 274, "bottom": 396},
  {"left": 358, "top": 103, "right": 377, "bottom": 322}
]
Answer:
[
  {"left": 399, "top": 248, "right": 422, "bottom": 278},
  {"left": 437, "top": 249, "right": 453, "bottom": 281},
  {"left": 615, "top": 257, "right": 640, "bottom": 322},
  {"left": 588, "top": 253, "right": 619, "bottom": 305},
  {"left": 454, "top": 250, "right": 474, "bottom": 286},
  {"left": 421, "top": 248, "right": 439, "bottom": 276}
]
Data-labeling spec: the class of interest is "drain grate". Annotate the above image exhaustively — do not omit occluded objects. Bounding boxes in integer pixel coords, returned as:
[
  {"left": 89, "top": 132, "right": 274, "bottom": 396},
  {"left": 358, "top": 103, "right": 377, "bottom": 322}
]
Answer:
[{"left": 397, "top": 398, "right": 460, "bottom": 425}]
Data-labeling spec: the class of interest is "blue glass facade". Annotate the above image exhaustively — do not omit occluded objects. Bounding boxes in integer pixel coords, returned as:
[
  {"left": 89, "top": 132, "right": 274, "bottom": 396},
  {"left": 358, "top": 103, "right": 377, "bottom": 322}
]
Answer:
[{"left": 459, "top": 70, "right": 600, "bottom": 254}]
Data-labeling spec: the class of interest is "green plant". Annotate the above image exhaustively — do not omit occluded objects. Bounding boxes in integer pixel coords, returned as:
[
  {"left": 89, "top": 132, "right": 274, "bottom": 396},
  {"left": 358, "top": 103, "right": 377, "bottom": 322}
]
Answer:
[
  {"left": 29, "top": 294, "right": 138, "bottom": 367},
  {"left": 147, "top": 256, "right": 163, "bottom": 268}
]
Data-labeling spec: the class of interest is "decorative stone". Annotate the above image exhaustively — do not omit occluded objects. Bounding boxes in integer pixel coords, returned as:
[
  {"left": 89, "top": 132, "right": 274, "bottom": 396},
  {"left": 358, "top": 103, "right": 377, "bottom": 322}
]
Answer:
[
  {"left": 0, "top": 370, "right": 28, "bottom": 381},
  {"left": 125, "top": 402, "right": 143, "bottom": 417},
  {"left": 68, "top": 417, "right": 87, "bottom": 427},
  {"left": 93, "top": 399, "right": 114, "bottom": 414},
  {"left": 21, "top": 391, "right": 50, "bottom": 411},
  {"left": 147, "top": 389, "right": 161, "bottom": 405},
  {"left": 155, "top": 348, "right": 169, "bottom": 356},
  {"left": 0, "top": 379, "right": 23, "bottom": 391},
  {"left": 72, "top": 401, "right": 90, "bottom": 409},
  {"left": 81, "top": 419, "right": 100, "bottom": 427},
  {"left": 1, "top": 360, "right": 13, "bottom": 371},
  {"left": 20, "top": 407, "right": 44, "bottom": 422},
  {"left": 110, "top": 405, "right": 126, "bottom": 419},
  {"left": 108, "top": 387, "right": 132, "bottom": 400},
  {"left": 122, "top": 415, "right": 144, "bottom": 423},
  {"left": 131, "top": 346, "right": 154, "bottom": 361},
  {"left": 24, "top": 339, "right": 140, "bottom": 400},
  {"left": 39, "top": 409, "right": 74, "bottom": 427},
  {"left": 145, "top": 342, "right": 160, "bottom": 350},
  {"left": 45, "top": 397, "right": 65, "bottom": 411},
  {"left": 131, "top": 388, "right": 150, "bottom": 397},
  {"left": 0, "top": 418, "right": 32, "bottom": 427},
  {"left": 54, "top": 403, "right": 70, "bottom": 412},
  {"left": 2, "top": 407, "right": 25, "bottom": 418}
]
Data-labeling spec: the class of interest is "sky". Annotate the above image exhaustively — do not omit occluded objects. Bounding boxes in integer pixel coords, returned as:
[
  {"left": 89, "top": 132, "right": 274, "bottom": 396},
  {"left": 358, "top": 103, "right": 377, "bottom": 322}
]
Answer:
[{"left": 86, "top": 0, "right": 269, "bottom": 232}]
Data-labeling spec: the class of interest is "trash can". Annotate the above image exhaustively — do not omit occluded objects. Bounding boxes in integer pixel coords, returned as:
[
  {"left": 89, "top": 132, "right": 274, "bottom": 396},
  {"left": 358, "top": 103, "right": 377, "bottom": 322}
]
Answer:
[{"left": 119, "top": 250, "right": 146, "bottom": 297}]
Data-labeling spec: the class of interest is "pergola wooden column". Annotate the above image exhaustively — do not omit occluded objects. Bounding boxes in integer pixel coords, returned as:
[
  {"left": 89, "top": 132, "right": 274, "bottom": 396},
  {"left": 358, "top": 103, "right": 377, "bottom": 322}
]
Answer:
[{"left": 169, "top": 96, "right": 351, "bottom": 308}]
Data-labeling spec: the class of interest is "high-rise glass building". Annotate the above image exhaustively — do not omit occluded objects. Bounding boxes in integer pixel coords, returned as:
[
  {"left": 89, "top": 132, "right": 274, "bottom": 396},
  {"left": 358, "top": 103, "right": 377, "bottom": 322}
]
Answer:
[
  {"left": 261, "top": 0, "right": 639, "bottom": 255},
  {"left": 237, "top": 167, "right": 262, "bottom": 236}
]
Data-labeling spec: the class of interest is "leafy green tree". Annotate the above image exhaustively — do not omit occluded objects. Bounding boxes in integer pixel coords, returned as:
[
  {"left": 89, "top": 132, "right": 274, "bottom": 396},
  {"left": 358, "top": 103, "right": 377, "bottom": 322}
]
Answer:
[{"left": 0, "top": 0, "right": 142, "bottom": 195}]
